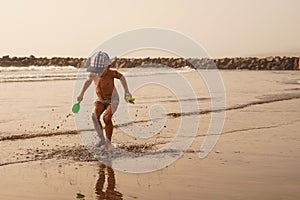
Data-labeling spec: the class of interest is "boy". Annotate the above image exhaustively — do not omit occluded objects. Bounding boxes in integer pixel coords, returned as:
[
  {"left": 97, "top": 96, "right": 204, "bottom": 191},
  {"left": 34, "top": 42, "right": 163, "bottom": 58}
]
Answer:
[{"left": 77, "top": 51, "right": 132, "bottom": 150}]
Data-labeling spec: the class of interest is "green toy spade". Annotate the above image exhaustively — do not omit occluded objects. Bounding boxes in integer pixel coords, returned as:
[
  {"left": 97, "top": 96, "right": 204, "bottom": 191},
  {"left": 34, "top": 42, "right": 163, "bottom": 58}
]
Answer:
[{"left": 72, "top": 102, "right": 81, "bottom": 113}]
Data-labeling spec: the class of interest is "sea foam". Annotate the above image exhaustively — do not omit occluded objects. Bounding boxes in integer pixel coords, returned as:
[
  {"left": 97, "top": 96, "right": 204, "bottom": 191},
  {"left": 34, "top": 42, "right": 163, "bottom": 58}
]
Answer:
[{"left": 0, "top": 65, "right": 76, "bottom": 72}]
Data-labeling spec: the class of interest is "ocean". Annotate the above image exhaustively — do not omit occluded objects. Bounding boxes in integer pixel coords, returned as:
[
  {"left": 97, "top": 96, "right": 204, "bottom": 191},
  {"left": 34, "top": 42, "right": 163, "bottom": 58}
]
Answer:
[{"left": 0, "top": 65, "right": 196, "bottom": 83}]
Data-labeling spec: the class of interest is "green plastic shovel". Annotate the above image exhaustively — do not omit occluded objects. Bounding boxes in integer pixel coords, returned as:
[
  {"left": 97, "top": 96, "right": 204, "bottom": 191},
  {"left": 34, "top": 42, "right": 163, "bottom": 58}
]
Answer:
[{"left": 72, "top": 102, "right": 81, "bottom": 113}]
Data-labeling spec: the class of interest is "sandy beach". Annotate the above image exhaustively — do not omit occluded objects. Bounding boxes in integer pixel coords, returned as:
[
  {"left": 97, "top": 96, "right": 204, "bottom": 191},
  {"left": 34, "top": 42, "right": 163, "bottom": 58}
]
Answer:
[
  {"left": 1, "top": 0, "right": 300, "bottom": 199},
  {"left": 0, "top": 69, "right": 299, "bottom": 200}
]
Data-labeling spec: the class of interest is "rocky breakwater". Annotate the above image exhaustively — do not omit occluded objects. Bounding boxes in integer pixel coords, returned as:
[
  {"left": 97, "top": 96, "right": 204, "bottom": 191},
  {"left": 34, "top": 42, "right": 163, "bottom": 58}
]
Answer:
[
  {"left": 213, "top": 56, "right": 299, "bottom": 70},
  {"left": 0, "top": 55, "right": 299, "bottom": 70},
  {"left": 0, "top": 55, "right": 85, "bottom": 68},
  {"left": 114, "top": 57, "right": 188, "bottom": 68},
  {"left": 114, "top": 56, "right": 299, "bottom": 70}
]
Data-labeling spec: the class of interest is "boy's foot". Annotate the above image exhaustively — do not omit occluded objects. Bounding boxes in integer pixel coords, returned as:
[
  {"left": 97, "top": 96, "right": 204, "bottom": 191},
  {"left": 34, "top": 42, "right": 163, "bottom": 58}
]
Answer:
[
  {"left": 96, "top": 140, "right": 105, "bottom": 147},
  {"left": 104, "top": 141, "right": 113, "bottom": 152}
]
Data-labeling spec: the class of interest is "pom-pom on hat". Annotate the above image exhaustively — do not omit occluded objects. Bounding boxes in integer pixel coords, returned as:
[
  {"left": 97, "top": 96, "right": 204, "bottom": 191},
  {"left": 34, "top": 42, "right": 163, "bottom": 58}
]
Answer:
[{"left": 86, "top": 51, "right": 111, "bottom": 73}]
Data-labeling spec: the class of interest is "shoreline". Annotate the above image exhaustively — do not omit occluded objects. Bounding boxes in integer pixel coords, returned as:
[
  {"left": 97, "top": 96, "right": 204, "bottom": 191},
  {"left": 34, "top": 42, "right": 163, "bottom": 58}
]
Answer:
[{"left": 1, "top": 96, "right": 299, "bottom": 199}]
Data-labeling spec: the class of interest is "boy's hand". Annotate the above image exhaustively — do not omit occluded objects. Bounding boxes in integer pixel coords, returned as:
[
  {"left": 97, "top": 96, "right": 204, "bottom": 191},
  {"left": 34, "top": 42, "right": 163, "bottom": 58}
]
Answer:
[
  {"left": 125, "top": 92, "right": 135, "bottom": 104},
  {"left": 124, "top": 92, "right": 132, "bottom": 99},
  {"left": 77, "top": 95, "right": 83, "bottom": 102}
]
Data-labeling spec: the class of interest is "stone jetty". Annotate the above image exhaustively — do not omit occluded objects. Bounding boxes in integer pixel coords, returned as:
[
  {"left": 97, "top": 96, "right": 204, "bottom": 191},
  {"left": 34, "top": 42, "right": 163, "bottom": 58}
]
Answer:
[{"left": 0, "top": 55, "right": 299, "bottom": 70}]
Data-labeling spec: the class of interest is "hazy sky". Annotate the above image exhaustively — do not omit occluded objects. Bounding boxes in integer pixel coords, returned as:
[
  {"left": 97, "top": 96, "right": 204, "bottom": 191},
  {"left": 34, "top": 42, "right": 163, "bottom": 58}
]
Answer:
[{"left": 0, "top": 0, "right": 299, "bottom": 58}]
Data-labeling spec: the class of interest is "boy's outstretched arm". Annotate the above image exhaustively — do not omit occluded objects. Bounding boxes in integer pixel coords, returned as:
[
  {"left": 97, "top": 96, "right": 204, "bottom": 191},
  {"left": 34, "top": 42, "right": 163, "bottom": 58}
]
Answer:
[
  {"left": 120, "top": 75, "right": 132, "bottom": 98},
  {"left": 77, "top": 73, "right": 93, "bottom": 102}
]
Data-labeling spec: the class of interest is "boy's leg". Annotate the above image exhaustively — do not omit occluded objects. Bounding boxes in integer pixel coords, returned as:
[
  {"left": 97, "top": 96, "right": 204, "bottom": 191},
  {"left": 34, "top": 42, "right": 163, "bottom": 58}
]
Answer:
[
  {"left": 93, "top": 102, "right": 106, "bottom": 145},
  {"left": 103, "top": 105, "right": 113, "bottom": 149}
]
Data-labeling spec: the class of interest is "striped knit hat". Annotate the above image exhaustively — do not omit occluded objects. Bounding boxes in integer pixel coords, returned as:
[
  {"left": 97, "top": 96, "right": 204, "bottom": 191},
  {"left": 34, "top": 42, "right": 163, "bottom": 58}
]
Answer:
[{"left": 87, "top": 51, "right": 111, "bottom": 73}]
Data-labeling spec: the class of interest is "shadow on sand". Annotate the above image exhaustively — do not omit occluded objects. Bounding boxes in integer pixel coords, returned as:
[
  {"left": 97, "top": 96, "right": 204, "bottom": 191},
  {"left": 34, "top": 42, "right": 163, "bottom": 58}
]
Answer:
[{"left": 95, "top": 163, "right": 123, "bottom": 200}]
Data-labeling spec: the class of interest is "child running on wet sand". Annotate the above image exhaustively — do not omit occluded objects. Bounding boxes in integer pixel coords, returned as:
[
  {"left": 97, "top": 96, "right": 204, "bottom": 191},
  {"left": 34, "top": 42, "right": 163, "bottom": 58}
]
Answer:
[{"left": 77, "top": 51, "right": 132, "bottom": 151}]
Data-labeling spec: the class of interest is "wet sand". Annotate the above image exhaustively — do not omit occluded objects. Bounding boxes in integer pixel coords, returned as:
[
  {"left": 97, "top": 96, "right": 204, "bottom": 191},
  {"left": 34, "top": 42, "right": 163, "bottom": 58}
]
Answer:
[{"left": 0, "top": 70, "right": 300, "bottom": 199}]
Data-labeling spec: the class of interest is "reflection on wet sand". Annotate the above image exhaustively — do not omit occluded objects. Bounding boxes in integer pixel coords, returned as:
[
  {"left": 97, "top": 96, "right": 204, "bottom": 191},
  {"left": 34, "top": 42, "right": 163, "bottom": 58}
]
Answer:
[{"left": 95, "top": 163, "right": 123, "bottom": 200}]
